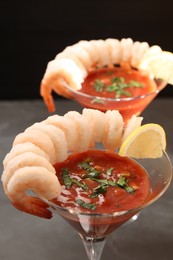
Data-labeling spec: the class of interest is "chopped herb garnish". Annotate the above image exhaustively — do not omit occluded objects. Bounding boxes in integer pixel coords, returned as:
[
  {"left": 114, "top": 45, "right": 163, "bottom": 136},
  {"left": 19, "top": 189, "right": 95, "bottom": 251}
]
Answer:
[
  {"left": 93, "top": 79, "right": 104, "bottom": 92},
  {"left": 107, "top": 180, "right": 118, "bottom": 187},
  {"left": 106, "top": 84, "right": 118, "bottom": 92},
  {"left": 76, "top": 199, "right": 96, "bottom": 210},
  {"left": 128, "top": 80, "right": 144, "bottom": 88},
  {"left": 117, "top": 175, "right": 128, "bottom": 188},
  {"left": 125, "top": 186, "right": 135, "bottom": 193},
  {"left": 91, "top": 178, "right": 108, "bottom": 185},
  {"left": 116, "top": 89, "right": 131, "bottom": 98},
  {"left": 84, "top": 171, "right": 101, "bottom": 178},
  {"left": 106, "top": 167, "right": 113, "bottom": 176},
  {"left": 78, "top": 161, "right": 101, "bottom": 178},
  {"left": 62, "top": 167, "right": 88, "bottom": 190},
  {"left": 90, "top": 184, "right": 108, "bottom": 198},
  {"left": 91, "top": 178, "right": 117, "bottom": 187},
  {"left": 78, "top": 161, "right": 91, "bottom": 170},
  {"left": 71, "top": 179, "right": 88, "bottom": 191},
  {"left": 62, "top": 164, "right": 136, "bottom": 198},
  {"left": 92, "top": 76, "right": 144, "bottom": 98},
  {"left": 91, "top": 98, "right": 105, "bottom": 104},
  {"left": 117, "top": 175, "right": 135, "bottom": 193},
  {"left": 62, "top": 168, "right": 72, "bottom": 188}
]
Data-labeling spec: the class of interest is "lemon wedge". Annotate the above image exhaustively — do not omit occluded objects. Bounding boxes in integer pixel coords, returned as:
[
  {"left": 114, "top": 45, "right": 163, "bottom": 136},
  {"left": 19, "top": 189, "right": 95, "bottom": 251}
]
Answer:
[
  {"left": 139, "top": 51, "right": 173, "bottom": 85},
  {"left": 119, "top": 123, "right": 166, "bottom": 158}
]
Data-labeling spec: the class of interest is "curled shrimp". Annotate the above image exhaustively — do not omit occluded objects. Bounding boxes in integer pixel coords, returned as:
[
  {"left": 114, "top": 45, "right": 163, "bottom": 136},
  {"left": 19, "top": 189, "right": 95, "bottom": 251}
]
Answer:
[
  {"left": 103, "top": 110, "right": 124, "bottom": 150},
  {"left": 7, "top": 166, "right": 61, "bottom": 219},
  {"left": 25, "top": 123, "right": 68, "bottom": 163},
  {"left": 40, "top": 38, "right": 162, "bottom": 112},
  {"left": 40, "top": 58, "right": 84, "bottom": 112},
  {"left": 3, "top": 142, "right": 49, "bottom": 168},
  {"left": 2, "top": 152, "right": 56, "bottom": 193},
  {"left": 1, "top": 108, "right": 142, "bottom": 219},
  {"left": 42, "top": 115, "right": 79, "bottom": 152}
]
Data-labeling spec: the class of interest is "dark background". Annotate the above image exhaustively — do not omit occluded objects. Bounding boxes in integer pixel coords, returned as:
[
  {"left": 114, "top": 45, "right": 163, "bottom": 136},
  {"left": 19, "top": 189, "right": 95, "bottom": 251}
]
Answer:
[{"left": 1, "top": 0, "right": 173, "bottom": 100}]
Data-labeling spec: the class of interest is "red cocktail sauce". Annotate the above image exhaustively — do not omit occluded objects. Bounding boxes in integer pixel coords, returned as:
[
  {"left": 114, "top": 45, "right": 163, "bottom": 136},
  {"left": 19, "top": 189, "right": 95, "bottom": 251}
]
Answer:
[
  {"left": 80, "top": 66, "right": 156, "bottom": 99},
  {"left": 53, "top": 150, "right": 150, "bottom": 214},
  {"left": 75, "top": 66, "right": 159, "bottom": 122}
]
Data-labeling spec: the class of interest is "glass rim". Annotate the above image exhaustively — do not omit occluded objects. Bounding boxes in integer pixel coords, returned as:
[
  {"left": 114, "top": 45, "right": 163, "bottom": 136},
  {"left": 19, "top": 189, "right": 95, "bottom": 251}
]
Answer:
[
  {"left": 41, "top": 150, "right": 172, "bottom": 218},
  {"left": 62, "top": 79, "right": 167, "bottom": 103}
]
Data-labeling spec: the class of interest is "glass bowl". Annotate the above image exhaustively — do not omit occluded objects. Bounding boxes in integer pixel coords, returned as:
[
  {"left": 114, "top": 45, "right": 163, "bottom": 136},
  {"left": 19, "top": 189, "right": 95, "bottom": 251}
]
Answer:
[
  {"left": 63, "top": 79, "right": 167, "bottom": 122},
  {"left": 41, "top": 150, "right": 172, "bottom": 260}
]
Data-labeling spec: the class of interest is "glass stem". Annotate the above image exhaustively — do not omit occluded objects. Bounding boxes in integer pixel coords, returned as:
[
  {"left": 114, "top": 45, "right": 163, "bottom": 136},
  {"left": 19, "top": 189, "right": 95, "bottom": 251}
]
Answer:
[{"left": 80, "top": 235, "right": 106, "bottom": 260}]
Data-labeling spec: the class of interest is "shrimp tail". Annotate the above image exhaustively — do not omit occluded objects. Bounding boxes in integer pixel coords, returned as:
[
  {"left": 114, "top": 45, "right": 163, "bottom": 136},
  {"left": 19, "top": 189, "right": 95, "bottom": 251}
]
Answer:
[
  {"left": 40, "top": 58, "right": 83, "bottom": 112},
  {"left": 40, "top": 82, "right": 55, "bottom": 113},
  {"left": 6, "top": 166, "right": 62, "bottom": 219},
  {"left": 11, "top": 196, "right": 52, "bottom": 219}
]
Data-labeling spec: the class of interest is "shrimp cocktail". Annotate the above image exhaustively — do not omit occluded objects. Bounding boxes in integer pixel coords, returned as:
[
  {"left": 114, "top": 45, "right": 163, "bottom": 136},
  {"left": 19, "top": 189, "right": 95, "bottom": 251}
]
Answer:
[
  {"left": 40, "top": 38, "right": 173, "bottom": 122},
  {"left": 1, "top": 108, "right": 172, "bottom": 260}
]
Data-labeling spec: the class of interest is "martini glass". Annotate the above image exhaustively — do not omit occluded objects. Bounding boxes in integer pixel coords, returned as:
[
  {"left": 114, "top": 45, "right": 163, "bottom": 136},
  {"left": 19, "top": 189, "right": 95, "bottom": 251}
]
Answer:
[
  {"left": 41, "top": 150, "right": 172, "bottom": 260},
  {"left": 62, "top": 79, "right": 166, "bottom": 123}
]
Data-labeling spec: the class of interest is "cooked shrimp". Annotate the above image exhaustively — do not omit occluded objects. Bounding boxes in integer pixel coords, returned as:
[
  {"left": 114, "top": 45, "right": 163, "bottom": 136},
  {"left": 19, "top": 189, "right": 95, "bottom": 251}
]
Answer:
[
  {"left": 13, "top": 129, "right": 56, "bottom": 164},
  {"left": 1, "top": 108, "right": 143, "bottom": 219},
  {"left": 82, "top": 108, "right": 107, "bottom": 144},
  {"left": 56, "top": 44, "right": 92, "bottom": 72},
  {"left": 90, "top": 39, "right": 110, "bottom": 67},
  {"left": 77, "top": 40, "right": 101, "bottom": 67},
  {"left": 7, "top": 166, "right": 61, "bottom": 219},
  {"left": 40, "top": 38, "right": 163, "bottom": 112},
  {"left": 25, "top": 123, "right": 68, "bottom": 163},
  {"left": 2, "top": 152, "right": 56, "bottom": 192},
  {"left": 131, "top": 41, "right": 149, "bottom": 68},
  {"left": 64, "top": 111, "right": 93, "bottom": 151},
  {"left": 42, "top": 115, "right": 80, "bottom": 151},
  {"left": 120, "top": 38, "right": 134, "bottom": 64},
  {"left": 40, "top": 58, "right": 84, "bottom": 112},
  {"left": 122, "top": 114, "right": 143, "bottom": 142},
  {"left": 105, "top": 38, "right": 122, "bottom": 65},
  {"left": 3, "top": 142, "right": 49, "bottom": 168},
  {"left": 55, "top": 49, "right": 87, "bottom": 77},
  {"left": 103, "top": 110, "right": 124, "bottom": 150}
]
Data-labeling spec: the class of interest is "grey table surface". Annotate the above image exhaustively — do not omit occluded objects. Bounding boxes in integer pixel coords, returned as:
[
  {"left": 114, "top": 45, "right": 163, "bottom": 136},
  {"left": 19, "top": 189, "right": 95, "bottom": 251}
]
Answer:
[{"left": 0, "top": 98, "right": 173, "bottom": 260}]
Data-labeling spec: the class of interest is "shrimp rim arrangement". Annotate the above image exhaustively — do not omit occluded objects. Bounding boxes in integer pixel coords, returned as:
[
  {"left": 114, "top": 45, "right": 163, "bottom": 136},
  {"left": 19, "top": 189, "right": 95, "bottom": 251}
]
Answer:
[
  {"left": 1, "top": 108, "right": 146, "bottom": 219},
  {"left": 40, "top": 38, "right": 166, "bottom": 113}
]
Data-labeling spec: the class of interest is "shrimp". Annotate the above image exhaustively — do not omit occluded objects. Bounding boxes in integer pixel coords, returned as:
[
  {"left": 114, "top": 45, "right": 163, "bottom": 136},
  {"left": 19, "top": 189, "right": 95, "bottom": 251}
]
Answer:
[
  {"left": 40, "top": 38, "right": 163, "bottom": 112},
  {"left": 122, "top": 114, "right": 143, "bottom": 142},
  {"left": 82, "top": 108, "right": 107, "bottom": 143},
  {"left": 56, "top": 44, "right": 92, "bottom": 72},
  {"left": 7, "top": 166, "right": 61, "bottom": 219},
  {"left": 25, "top": 123, "right": 68, "bottom": 163},
  {"left": 90, "top": 39, "right": 110, "bottom": 67},
  {"left": 1, "top": 108, "right": 143, "bottom": 219},
  {"left": 42, "top": 115, "right": 80, "bottom": 151},
  {"left": 13, "top": 129, "right": 56, "bottom": 164},
  {"left": 2, "top": 152, "right": 56, "bottom": 193},
  {"left": 131, "top": 41, "right": 149, "bottom": 68},
  {"left": 40, "top": 58, "right": 84, "bottom": 112},
  {"left": 105, "top": 38, "right": 122, "bottom": 65},
  {"left": 120, "top": 38, "right": 134, "bottom": 64},
  {"left": 103, "top": 110, "right": 124, "bottom": 150},
  {"left": 77, "top": 40, "right": 101, "bottom": 67},
  {"left": 3, "top": 142, "right": 49, "bottom": 168},
  {"left": 64, "top": 111, "right": 93, "bottom": 152}
]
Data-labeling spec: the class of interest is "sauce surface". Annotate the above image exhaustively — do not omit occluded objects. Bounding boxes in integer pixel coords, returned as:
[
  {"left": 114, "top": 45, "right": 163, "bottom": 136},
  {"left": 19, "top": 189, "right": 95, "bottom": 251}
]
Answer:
[
  {"left": 80, "top": 66, "right": 157, "bottom": 99},
  {"left": 53, "top": 150, "right": 150, "bottom": 214}
]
